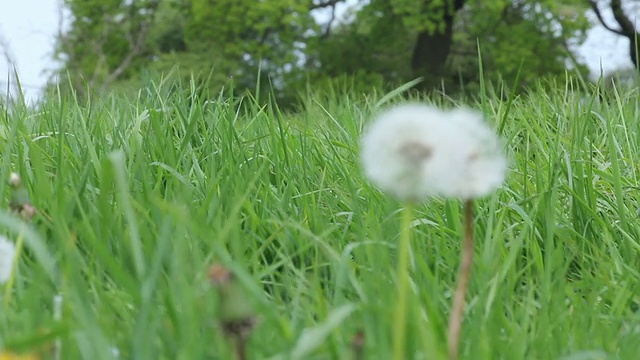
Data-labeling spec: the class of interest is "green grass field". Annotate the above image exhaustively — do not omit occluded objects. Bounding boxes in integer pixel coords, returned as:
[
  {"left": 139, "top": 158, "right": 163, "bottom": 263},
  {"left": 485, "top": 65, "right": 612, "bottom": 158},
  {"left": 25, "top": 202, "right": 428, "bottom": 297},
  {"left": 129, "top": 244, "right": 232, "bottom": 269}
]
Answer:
[{"left": 1, "top": 78, "right": 639, "bottom": 359}]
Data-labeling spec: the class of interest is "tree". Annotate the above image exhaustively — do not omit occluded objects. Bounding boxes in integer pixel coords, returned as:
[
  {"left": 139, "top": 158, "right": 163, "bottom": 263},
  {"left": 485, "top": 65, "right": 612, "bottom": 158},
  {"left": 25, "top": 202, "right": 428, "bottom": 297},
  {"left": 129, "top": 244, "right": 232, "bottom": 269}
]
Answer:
[
  {"left": 402, "top": 0, "right": 467, "bottom": 89},
  {"left": 181, "top": 0, "right": 321, "bottom": 94},
  {"left": 54, "top": 0, "right": 596, "bottom": 99},
  {"left": 55, "top": 0, "right": 333, "bottom": 99},
  {"left": 313, "top": 1, "right": 415, "bottom": 87},
  {"left": 315, "top": 0, "right": 591, "bottom": 93},
  {"left": 321, "top": 0, "right": 469, "bottom": 90},
  {"left": 56, "top": 0, "right": 161, "bottom": 96},
  {"left": 450, "top": 0, "right": 590, "bottom": 88},
  {"left": 588, "top": 0, "right": 640, "bottom": 69}
]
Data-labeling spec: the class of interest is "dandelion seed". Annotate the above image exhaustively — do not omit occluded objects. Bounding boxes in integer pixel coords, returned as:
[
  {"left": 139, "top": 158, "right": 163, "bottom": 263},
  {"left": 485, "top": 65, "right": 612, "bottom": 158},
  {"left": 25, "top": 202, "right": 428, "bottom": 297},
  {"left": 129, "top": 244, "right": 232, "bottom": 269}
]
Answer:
[
  {"left": 360, "top": 103, "right": 506, "bottom": 202},
  {"left": 0, "top": 235, "right": 16, "bottom": 285}
]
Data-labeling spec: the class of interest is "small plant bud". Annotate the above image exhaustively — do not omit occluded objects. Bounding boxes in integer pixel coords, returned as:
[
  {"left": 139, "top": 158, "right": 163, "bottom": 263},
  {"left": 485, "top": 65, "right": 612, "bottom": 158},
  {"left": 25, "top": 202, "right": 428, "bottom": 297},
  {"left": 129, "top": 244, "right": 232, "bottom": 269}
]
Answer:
[
  {"left": 351, "top": 330, "right": 365, "bottom": 360},
  {"left": 208, "top": 263, "right": 256, "bottom": 326},
  {"left": 208, "top": 263, "right": 233, "bottom": 285},
  {"left": 20, "top": 203, "right": 37, "bottom": 221},
  {"left": 8, "top": 172, "right": 21, "bottom": 187},
  {"left": 7, "top": 172, "right": 36, "bottom": 221},
  {"left": 208, "top": 263, "right": 259, "bottom": 360}
]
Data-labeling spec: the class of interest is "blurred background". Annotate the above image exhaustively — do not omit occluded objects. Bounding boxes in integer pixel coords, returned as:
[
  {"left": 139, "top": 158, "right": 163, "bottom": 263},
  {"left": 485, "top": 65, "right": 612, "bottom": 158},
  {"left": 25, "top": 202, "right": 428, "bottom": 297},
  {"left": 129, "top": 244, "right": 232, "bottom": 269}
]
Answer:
[{"left": 0, "top": 0, "right": 638, "bottom": 105}]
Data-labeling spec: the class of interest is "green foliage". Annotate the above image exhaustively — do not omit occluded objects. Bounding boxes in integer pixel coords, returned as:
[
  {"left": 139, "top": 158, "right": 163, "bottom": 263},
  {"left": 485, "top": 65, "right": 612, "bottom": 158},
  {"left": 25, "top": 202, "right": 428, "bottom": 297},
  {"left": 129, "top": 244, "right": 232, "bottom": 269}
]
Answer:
[
  {"left": 317, "top": 0, "right": 591, "bottom": 93},
  {"left": 147, "top": 0, "right": 187, "bottom": 53},
  {"left": 313, "top": 5, "right": 414, "bottom": 86},
  {"left": 389, "top": 0, "right": 457, "bottom": 34},
  {"left": 186, "top": 0, "right": 315, "bottom": 45},
  {"left": 106, "top": 0, "right": 321, "bottom": 99},
  {"left": 55, "top": 0, "right": 597, "bottom": 99},
  {"left": 449, "top": 0, "right": 591, "bottom": 87},
  {"left": 169, "top": 0, "right": 318, "bottom": 92},
  {"left": 58, "top": 0, "right": 160, "bottom": 92}
]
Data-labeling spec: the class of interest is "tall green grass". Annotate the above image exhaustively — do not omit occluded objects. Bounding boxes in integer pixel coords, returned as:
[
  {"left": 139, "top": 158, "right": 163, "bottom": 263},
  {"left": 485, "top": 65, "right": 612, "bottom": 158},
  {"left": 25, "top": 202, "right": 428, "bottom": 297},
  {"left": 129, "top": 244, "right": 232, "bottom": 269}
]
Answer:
[{"left": 0, "top": 77, "right": 639, "bottom": 359}]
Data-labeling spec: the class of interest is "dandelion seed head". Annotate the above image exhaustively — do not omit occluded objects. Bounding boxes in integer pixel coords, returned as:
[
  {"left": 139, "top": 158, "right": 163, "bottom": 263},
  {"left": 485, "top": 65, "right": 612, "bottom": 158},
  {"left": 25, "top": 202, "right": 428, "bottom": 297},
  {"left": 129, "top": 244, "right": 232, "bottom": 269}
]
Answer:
[
  {"left": 360, "top": 103, "right": 506, "bottom": 201},
  {"left": 0, "top": 235, "right": 16, "bottom": 284}
]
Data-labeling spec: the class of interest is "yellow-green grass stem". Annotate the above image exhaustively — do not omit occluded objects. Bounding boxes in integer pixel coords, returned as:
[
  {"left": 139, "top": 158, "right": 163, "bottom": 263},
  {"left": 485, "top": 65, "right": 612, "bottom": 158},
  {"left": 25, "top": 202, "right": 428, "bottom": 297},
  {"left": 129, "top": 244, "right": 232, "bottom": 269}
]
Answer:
[
  {"left": 392, "top": 203, "right": 414, "bottom": 360},
  {"left": 3, "top": 231, "right": 24, "bottom": 309}
]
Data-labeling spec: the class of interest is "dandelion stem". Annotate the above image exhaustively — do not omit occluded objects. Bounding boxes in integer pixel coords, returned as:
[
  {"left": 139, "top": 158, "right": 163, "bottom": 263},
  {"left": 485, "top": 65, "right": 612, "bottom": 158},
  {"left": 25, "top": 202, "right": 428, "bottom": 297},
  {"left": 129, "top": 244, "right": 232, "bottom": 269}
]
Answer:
[
  {"left": 3, "top": 232, "right": 24, "bottom": 309},
  {"left": 392, "top": 204, "right": 413, "bottom": 360},
  {"left": 448, "top": 199, "right": 475, "bottom": 360},
  {"left": 234, "top": 337, "right": 247, "bottom": 360}
]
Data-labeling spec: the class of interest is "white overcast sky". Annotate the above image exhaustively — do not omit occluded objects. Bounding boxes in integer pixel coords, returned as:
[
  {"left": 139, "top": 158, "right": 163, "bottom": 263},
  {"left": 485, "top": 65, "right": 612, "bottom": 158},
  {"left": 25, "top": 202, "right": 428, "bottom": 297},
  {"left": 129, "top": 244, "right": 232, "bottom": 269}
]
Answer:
[{"left": 0, "top": 0, "right": 635, "bottom": 103}]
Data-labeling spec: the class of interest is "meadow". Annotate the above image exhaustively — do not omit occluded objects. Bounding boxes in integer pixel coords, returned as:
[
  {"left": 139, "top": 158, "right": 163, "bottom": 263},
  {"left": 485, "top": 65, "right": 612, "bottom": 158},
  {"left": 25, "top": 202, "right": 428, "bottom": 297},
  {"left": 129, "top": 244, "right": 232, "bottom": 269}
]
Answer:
[{"left": 0, "top": 77, "right": 639, "bottom": 359}]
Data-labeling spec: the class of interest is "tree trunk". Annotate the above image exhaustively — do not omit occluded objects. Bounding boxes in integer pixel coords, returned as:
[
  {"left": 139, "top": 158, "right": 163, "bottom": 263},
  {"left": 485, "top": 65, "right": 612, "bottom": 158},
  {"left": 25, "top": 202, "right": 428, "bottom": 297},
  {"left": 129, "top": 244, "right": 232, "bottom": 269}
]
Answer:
[
  {"left": 411, "top": 0, "right": 466, "bottom": 90},
  {"left": 588, "top": 0, "right": 639, "bottom": 69},
  {"left": 628, "top": 38, "right": 638, "bottom": 69}
]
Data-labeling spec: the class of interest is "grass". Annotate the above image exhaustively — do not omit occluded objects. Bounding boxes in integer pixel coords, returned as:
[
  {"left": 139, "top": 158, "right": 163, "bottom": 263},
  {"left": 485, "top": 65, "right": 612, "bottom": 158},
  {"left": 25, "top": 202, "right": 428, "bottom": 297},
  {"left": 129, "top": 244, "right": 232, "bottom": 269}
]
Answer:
[{"left": 0, "top": 77, "right": 639, "bottom": 359}]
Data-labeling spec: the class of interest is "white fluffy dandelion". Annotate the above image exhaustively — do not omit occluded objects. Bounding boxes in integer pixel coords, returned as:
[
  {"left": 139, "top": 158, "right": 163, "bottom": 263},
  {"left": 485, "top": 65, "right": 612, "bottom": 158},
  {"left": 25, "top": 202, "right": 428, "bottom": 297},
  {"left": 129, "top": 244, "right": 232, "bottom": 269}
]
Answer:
[
  {"left": 360, "top": 102, "right": 507, "bottom": 360},
  {"left": 0, "top": 235, "right": 16, "bottom": 284},
  {"left": 360, "top": 103, "right": 506, "bottom": 201}
]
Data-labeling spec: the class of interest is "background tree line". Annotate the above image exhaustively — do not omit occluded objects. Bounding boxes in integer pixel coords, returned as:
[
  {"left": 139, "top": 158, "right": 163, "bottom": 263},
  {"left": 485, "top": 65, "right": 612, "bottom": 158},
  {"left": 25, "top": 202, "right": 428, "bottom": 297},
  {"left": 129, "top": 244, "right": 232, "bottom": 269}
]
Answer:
[{"left": 54, "top": 0, "right": 639, "bottom": 102}]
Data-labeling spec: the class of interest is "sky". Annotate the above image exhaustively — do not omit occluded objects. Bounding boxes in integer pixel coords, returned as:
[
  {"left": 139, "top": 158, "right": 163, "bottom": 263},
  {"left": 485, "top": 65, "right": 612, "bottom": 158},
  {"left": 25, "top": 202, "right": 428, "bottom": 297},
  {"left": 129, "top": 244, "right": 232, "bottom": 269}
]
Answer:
[
  {"left": 0, "top": 0, "right": 635, "bottom": 104},
  {"left": 0, "top": 0, "right": 62, "bottom": 102}
]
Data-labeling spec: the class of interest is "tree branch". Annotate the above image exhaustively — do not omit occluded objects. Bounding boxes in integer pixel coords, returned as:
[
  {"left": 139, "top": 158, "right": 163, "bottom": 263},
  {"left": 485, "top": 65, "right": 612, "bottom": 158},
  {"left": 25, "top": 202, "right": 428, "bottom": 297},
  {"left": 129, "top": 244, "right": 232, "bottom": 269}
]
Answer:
[
  {"left": 587, "top": 0, "right": 626, "bottom": 36},
  {"left": 101, "top": 0, "right": 160, "bottom": 90},
  {"left": 610, "top": 0, "right": 638, "bottom": 37},
  {"left": 311, "top": 0, "right": 343, "bottom": 10},
  {"left": 321, "top": 4, "right": 337, "bottom": 39}
]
